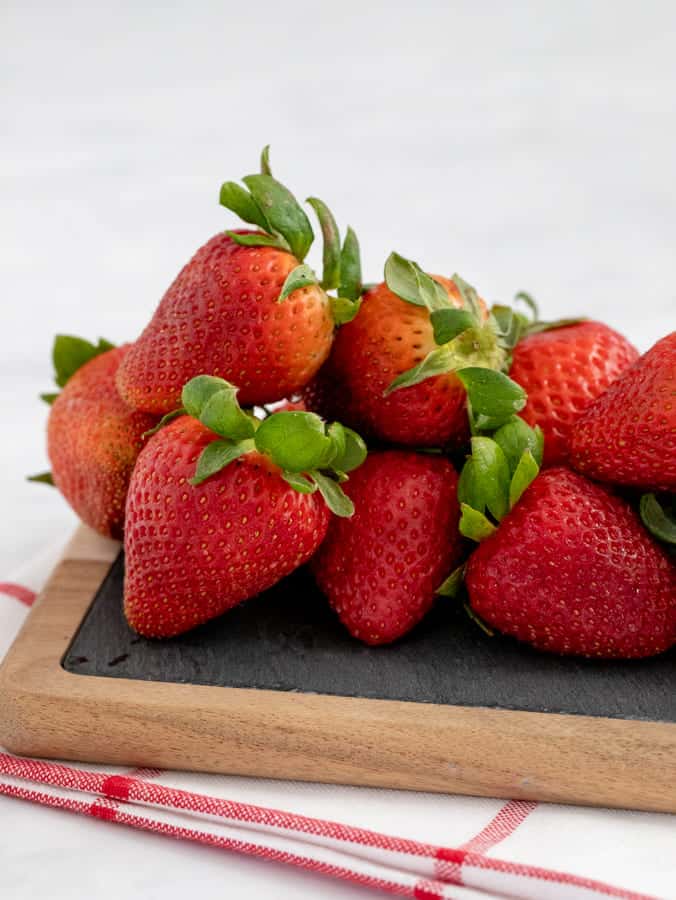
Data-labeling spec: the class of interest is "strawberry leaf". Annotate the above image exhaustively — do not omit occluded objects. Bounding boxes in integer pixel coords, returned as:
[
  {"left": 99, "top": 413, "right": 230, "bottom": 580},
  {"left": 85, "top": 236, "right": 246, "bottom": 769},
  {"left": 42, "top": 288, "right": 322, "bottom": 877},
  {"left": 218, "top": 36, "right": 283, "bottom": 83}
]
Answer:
[
  {"left": 308, "top": 470, "right": 355, "bottom": 518},
  {"left": 142, "top": 408, "right": 185, "bottom": 439},
  {"left": 459, "top": 503, "right": 496, "bottom": 541},
  {"left": 640, "top": 493, "right": 676, "bottom": 546},
  {"left": 278, "top": 264, "right": 319, "bottom": 302},
  {"left": 260, "top": 144, "right": 272, "bottom": 176},
  {"left": 182, "top": 376, "right": 256, "bottom": 441},
  {"left": 40, "top": 392, "right": 59, "bottom": 406},
  {"left": 328, "top": 423, "right": 367, "bottom": 473},
  {"left": 490, "top": 305, "right": 529, "bottom": 353},
  {"left": 451, "top": 274, "right": 483, "bottom": 321},
  {"left": 493, "top": 417, "right": 543, "bottom": 472},
  {"left": 282, "top": 471, "right": 318, "bottom": 494},
  {"left": 52, "top": 335, "right": 115, "bottom": 388},
  {"left": 307, "top": 197, "right": 341, "bottom": 290},
  {"left": 254, "top": 411, "right": 333, "bottom": 472},
  {"left": 431, "top": 308, "right": 476, "bottom": 345},
  {"left": 339, "top": 226, "right": 362, "bottom": 302},
  {"left": 331, "top": 295, "right": 362, "bottom": 325},
  {"left": 243, "top": 174, "right": 314, "bottom": 262},
  {"left": 470, "top": 436, "right": 510, "bottom": 521},
  {"left": 384, "top": 252, "right": 449, "bottom": 312},
  {"left": 513, "top": 291, "right": 539, "bottom": 321},
  {"left": 191, "top": 439, "right": 254, "bottom": 486},
  {"left": 464, "top": 601, "right": 495, "bottom": 636},
  {"left": 385, "top": 346, "right": 457, "bottom": 394},
  {"left": 525, "top": 317, "right": 587, "bottom": 336},
  {"left": 457, "top": 458, "right": 482, "bottom": 511},
  {"left": 509, "top": 449, "right": 539, "bottom": 508},
  {"left": 456, "top": 367, "right": 526, "bottom": 432},
  {"left": 225, "top": 230, "right": 290, "bottom": 251},
  {"left": 220, "top": 182, "right": 271, "bottom": 232},
  {"left": 27, "top": 471, "right": 54, "bottom": 486},
  {"left": 436, "top": 563, "right": 466, "bottom": 598}
]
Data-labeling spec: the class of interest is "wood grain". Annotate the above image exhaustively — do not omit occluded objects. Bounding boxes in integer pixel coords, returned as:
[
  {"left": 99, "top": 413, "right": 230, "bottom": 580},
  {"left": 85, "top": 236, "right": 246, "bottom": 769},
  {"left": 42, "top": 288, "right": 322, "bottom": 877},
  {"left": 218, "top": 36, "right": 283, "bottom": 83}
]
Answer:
[{"left": 1, "top": 525, "right": 675, "bottom": 812}]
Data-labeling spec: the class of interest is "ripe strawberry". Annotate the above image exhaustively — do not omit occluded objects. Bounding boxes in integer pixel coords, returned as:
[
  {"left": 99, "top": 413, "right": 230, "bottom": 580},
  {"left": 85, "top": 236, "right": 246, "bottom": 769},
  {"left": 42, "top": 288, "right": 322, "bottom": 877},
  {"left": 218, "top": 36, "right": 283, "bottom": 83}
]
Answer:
[
  {"left": 570, "top": 331, "right": 676, "bottom": 491},
  {"left": 124, "top": 376, "right": 367, "bottom": 638},
  {"left": 303, "top": 253, "right": 502, "bottom": 447},
  {"left": 508, "top": 321, "right": 639, "bottom": 465},
  {"left": 117, "top": 151, "right": 363, "bottom": 415},
  {"left": 312, "top": 450, "right": 464, "bottom": 645},
  {"left": 43, "top": 338, "right": 159, "bottom": 539},
  {"left": 116, "top": 230, "right": 334, "bottom": 414},
  {"left": 464, "top": 467, "right": 675, "bottom": 658}
]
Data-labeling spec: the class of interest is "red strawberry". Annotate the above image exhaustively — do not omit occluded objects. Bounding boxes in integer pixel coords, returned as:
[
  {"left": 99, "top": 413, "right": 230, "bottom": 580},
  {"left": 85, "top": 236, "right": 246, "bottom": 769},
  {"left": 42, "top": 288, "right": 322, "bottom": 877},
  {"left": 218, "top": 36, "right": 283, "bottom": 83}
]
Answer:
[
  {"left": 44, "top": 339, "right": 159, "bottom": 539},
  {"left": 116, "top": 152, "right": 364, "bottom": 415},
  {"left": 123, "top": 374, "right": 366, "bottom": 638},
  {"left": 304, "top": 251, "right": 503, "bottom": 447},
  {"left": 570, "top": 331, "right": 676, "bottom": 491},
  {"left": 508, "top": 321, "right": 638, "bottom": 465},
  {"left": 464, "top": 467, "right": 676, "bottom": 658},
  {"left": 312, "top": 450, "right": 464, "bottom": 644},
  {"left": 117, "top": 230, "right": 334, "bottom": 414},
  {"left": 124, "top": 416, "right": 331, "bottom": 637}
]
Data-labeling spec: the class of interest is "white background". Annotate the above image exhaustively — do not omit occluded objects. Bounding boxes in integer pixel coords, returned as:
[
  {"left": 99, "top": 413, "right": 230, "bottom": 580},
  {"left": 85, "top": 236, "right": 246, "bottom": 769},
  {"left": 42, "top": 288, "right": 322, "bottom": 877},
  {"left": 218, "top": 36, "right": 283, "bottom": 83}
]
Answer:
[{"left": 2, "top": 1, "right": 676, "bottom": 897}]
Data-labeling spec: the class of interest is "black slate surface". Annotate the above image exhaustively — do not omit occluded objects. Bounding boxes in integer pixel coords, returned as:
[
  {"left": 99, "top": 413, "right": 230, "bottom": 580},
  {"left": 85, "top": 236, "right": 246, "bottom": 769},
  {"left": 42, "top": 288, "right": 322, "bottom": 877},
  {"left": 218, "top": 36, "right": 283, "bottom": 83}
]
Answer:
[{"left": 63, "top": 553, "right": 676, "bottom": 722}]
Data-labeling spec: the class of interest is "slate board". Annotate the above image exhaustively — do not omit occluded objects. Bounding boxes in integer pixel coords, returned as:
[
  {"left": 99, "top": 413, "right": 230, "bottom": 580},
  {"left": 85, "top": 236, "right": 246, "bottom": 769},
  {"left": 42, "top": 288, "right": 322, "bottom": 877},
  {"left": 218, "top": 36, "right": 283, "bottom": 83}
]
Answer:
[{"left": 63, "top": 553, "right": 676, "bottom": 723}]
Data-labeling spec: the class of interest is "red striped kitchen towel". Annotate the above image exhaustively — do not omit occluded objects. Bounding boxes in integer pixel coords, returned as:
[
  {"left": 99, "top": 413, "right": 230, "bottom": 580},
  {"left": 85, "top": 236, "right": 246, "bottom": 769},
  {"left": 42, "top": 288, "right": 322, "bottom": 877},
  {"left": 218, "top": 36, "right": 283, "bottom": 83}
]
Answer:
[{"left": 0, "top": 566, "right": 673, "bottom": 899}]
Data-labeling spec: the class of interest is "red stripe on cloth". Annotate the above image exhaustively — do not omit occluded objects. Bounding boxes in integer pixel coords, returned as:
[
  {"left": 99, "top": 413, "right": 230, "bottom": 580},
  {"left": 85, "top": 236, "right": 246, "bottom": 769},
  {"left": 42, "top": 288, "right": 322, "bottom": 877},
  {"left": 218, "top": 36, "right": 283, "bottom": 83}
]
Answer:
[
  {"left": 0, "top": 582, "right": 36, "bottom": 606},
  {"left": 0, "top": 753, "right": 438, "bottom": 858},
  {"left": 413, "top": 880, "right": 444, "bottom": 899},
  {"left": 461, "top": 800, "right": 538, "bottom": 854},
  {"left": 89, "top": 796, "right": 120, "bottom": 821},
  {"left": 0, "top": 781, "right": 419, "bottom": 898},
  {"left": 432, "top": 799, "right": 538, "bottom": 885},
  {"left": 0, "top": 754, "right": 656, "bottom": 900}
]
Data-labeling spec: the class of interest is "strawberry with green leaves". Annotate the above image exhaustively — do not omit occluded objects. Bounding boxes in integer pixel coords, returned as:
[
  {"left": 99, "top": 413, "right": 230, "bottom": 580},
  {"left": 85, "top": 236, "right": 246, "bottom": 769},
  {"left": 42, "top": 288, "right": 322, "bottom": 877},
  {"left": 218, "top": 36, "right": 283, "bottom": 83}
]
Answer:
[
  {"left": 312, "top": 450, "right": 464, "bottom": 645},
  {"left": 441, "top": 404, "right": 676, "bottom": 659},
  {"left": 34, "top": 336, "right": 159, "bottom": 539},
  {"left": 124, "top": 375, "right": 366, "bottom": 638},
  {"left": 116, "top": 148, "right": 362, "bottom": 415},
  {"left": 509, "top": 319, "right": 639, "bottom": 465},
  {"left": 570, "top": 331, "right": 676, "bottom": 491},
  {"left": 303, "top": 252, "right": 524, "bottom": 448}
]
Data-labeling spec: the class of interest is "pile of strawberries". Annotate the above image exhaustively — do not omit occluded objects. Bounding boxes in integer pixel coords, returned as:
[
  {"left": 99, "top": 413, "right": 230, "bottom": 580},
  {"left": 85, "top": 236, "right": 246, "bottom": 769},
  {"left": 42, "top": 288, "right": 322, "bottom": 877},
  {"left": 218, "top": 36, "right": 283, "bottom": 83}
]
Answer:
[{"left": 35, "top": 148, "right": 675, "bottom": 659}]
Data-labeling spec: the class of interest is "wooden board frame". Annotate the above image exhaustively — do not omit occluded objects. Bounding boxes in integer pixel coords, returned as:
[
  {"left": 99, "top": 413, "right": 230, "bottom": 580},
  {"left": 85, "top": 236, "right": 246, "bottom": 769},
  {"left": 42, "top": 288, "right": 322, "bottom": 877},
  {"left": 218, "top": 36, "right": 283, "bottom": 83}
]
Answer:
[{"left": 1, "top": 526, "right": 675, "bottom": 812}]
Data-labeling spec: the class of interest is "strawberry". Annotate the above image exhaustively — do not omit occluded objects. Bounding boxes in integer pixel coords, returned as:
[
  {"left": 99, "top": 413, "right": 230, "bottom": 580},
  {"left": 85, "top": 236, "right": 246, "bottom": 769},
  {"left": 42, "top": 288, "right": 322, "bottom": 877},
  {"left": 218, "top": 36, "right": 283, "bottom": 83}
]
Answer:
[
  {"left": 444, "top": 412, "right": 675, "bottom": 659},
  {"left": 570, "top": 331, "right": 676, "bottom": 491},
  {"left": 116, "top": 150, "right": 362, "bottom": 415},
  {"left": 124, "top": 375, "right": 366, "bottom": 637},
  {"left": 312, "top": 450, "right": 464, "bottom": 645},
  {"left": 508, "top": 321, "right": 639, "bottom": 465},
  {"left": 464, "top": 467, "right": 675, "bottom": 658},
  {"left": 37, "top": 337, "right": 159, "bottom": 539},
  {"left": 303, "top": 252, "right": 511, "bottom": 448}
]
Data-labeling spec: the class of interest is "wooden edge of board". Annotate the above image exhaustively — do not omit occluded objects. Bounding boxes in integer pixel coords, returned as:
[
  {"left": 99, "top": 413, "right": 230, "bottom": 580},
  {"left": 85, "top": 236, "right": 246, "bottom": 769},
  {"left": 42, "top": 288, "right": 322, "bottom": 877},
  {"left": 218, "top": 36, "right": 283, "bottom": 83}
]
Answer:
[{"left": 1, "top": 525, "right": 675, "bottom": 813}]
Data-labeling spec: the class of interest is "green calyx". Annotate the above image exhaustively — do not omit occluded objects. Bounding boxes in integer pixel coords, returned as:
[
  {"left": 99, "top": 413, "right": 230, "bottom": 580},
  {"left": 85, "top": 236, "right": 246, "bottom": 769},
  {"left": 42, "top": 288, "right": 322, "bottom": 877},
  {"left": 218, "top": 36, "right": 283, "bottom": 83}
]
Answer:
[
  {"left": 182, "top": 375, "right": 367, "bottom": 517},
  {"left": 40, "top": 334, "right": 116, "bottom": 405},
  {"left": 220, "top": 146, "right": 314, "bottom": 262},
  {"left": 457, "top": 417, "right": 543, "bottom": 542},
  {"left": 639, "top": 493, "right": 676, "bottom": 547},
  {"left": 306, "top": 196, "right": 363, "bottom": 325},
  {"left": 383, "top": 252, "right": 508, "bottom": 396},
  {"left": 220, "top": 147, "right": 363, "bottom": 322},
  {"left": 490, "top": 290, "right": 587, "bottom": 361},
  {"left": 27, "top": 471, "right": 55, "bottom": 487}
]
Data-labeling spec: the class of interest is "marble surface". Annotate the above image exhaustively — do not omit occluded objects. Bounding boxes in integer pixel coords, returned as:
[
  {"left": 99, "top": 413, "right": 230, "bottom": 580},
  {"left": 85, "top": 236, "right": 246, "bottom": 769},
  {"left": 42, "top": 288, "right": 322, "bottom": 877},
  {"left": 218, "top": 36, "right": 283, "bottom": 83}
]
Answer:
[{"left": 2, "top": 1, "right": 676, "bottom": 897}]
